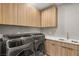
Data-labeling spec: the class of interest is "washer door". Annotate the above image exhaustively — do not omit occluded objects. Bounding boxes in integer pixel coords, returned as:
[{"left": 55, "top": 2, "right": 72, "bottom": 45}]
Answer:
[{"left": 17, "top": 49, "right": 34, "bottom": 56}]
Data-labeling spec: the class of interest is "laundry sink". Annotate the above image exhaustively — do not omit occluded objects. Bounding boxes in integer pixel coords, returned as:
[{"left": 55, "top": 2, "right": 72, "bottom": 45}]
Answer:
[
  {"left": 59, "top": 39, "right": 65, "bottom": 41},
  {"left": 67, "top": 39, "right": 79, "bottom": 43},
  {"left": 71, "top": 40, "right": 79, "bottom": 43},
  {"left": 59, "top": 38, "right": 79, "bottom": 44}
]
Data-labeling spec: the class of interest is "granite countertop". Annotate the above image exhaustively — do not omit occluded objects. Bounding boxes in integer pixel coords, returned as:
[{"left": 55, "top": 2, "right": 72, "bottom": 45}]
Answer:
[{"left": 45, "top": 36, "right": 79, "bottom": 45}]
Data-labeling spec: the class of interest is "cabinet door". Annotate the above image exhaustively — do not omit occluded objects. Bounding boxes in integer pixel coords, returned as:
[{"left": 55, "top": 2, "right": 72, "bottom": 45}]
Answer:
[
  {"left": 2, "top": 4, "right": 10, "bottom": 24},
  {"left": 41, "top": 6, "right": 57, "bottom": 27},
  {"left": 0, "top": 4, "right": 2, "bottom": 24},
  {"left": 17, "top": 4, "right": 40, "bottom": 27},
  {"left": 11, "top": 3, "right": 17, "bottom": 25},
  {"left": 49, "top": 42, "right": 58, "bottom": 56},
  {"left": 45, "top": 40, "right": 51, "bottom": 55},
  {"left": 26, "top": 4, "right": 40, "bottom": 27},
  {"left": 67, "top": 49, "right": 77, "bottom": 56},
  {"left": 31, "top": 6, "right": 40, "bottom": 27},
  {"left": 60, "top": 46, "right": 68, "bottom": 56},
  {"left": 77, "top": 50, "right": 79, "bottom": 56},
  {"left": 17, "top": 4, "right": 27, "bottom": 26},
  {"left": 45, "top": 41, "right": 55, "bottom": 56},
  {"left": 45, "top": 40, "right": 58, "bottom": 56},
  {"left": 2, "top": 4, "right": 17, "bottom": 25},
  {"left": 76, "top": 45, "right": 79, "bottom": 56},
  {"left": 60, "top": 43, "right": 77, "bottom": 56},
  {"left": 41, "top": 10, "right": 47, "bottom": 27}
]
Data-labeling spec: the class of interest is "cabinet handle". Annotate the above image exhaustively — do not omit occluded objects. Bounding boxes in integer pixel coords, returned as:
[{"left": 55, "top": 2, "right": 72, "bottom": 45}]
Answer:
[
  {"left": 61, "top": 46, "right": 74, "bottom": 50},
  {"left": 51, "top": 44, "right": 55, "bottom": 45}
]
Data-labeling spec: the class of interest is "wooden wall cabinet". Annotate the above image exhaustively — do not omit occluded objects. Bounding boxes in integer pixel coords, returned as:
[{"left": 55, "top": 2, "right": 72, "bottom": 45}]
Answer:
[
  {"left": 0, "top": 4, "right": 2, "bottom": 24},
  {"left": 2, "top": 4, "right": 11, "bottom": 24},
  {"left": 41, "top": 6, "right": 57, "bottom": 27},
  {"left": 0, "top": 4, "right": 57, "bottom": 27},
  {"left": 1, "top": 4, "right": 17, "bottom": 25},
  {"left": 45, "top": 39, "right": 78, "bottom": 56},
  {"left": 10, "top": 4, "right": 18, "bottom": 25},
  {"left": 25, "top": 4, "right": 40, "bottom": 27},
  {"left": 14, "top": 3, "right": 41, "bottom": 26},
  {"left": 0, "top": 4, "right": 40, "bottom": 27},
  {"left": 17, "top": 4, "right": 27, "bottom": 26}
]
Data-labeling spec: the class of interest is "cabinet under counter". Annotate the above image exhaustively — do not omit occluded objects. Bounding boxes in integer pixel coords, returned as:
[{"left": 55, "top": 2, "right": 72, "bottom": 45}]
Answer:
[{"left": 45, "top": 39, "right": 79, "bottom": 56}]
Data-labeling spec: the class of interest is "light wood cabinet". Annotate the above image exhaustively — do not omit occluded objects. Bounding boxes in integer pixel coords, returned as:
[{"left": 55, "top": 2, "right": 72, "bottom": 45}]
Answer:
[
  {"left": 17, "top": 4, "right": 40, "bottom": 27},
  {"left": 17, "top": 4, "right": 27, "bottom": 26},
  {"left": 2, "top": 4, "right": 10, "bottom": 24},
  {"left": 0, "top": 4, "right": 2, "bottom": 24},
  {"left": 25, "top": 4, "right": 40, "bottom": 27},
  {"left": 45, "top": 40, "right": 52, "bottom": 55},
  {"left": 45, "top": 39, "right": 78, "bottom": 56},
  {"left": 77, "top": 50, "right": 79, "bottom": 56},
  {"left": 0, "top": 3, "right": 57, "bottom": 27},
  {"left": 41, "top": 6, "right": 57, "bottom": 27},
  {"left": 76, "top": 45, "right": 79, "bottom": 56},
  {"left": 61, "top": 43, "right": 77, "bottom": 56},
  {"left": 11, "top": 4, "right": 18, "bottom": 25},
  {"left": 0, "top": 3, "right": 40, "bottom": 27},
  {"left": 45, "top": 40, "right": 59, "bottom": 56},
  {"left": 2, "top": 4, "right": 17, "bottom": 25},
  {"left": 60, "top": 46, "right": 75, "bottom": 56}
]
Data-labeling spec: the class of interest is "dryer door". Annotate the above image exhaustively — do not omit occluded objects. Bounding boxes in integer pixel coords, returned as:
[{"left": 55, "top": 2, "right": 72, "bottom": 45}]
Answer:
[{"left": 17, "top": 49, "right": 34, "bottom": 56}]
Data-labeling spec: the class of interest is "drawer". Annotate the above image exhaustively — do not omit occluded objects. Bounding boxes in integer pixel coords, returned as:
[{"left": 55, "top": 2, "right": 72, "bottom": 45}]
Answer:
[
  {"left": 45, "top": 39, "right": 61, "bottom": 46},
  {"left": 61, "top": 42, "right": 77, "bottom": 50},
  {"left": 45, "top": 39, "right": 78, "bottom": 50},
  {"left": 45, "top": 39, "right": 55, "bottom": 44}
]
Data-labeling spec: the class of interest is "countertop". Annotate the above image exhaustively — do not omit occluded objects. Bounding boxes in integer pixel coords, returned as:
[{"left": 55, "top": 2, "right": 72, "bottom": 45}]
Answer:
[{"left": 45, "top": 36, "right": 79, "bottom": 45}]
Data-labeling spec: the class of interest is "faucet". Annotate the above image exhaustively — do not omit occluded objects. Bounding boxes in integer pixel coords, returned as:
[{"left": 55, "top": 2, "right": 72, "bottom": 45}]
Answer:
[{"left": 67, "top": 32, "right": 69, "bottom": 40}]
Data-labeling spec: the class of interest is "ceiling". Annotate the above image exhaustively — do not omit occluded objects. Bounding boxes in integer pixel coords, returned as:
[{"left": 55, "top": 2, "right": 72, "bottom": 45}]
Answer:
[{"left": 29, "top": 3, "right": 62, "bottom": 10}]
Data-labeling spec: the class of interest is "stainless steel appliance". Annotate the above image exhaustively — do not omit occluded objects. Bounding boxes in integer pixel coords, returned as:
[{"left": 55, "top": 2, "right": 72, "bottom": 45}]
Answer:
[{"left": 0, "top": 33, "right": 45, "bottom": 56}]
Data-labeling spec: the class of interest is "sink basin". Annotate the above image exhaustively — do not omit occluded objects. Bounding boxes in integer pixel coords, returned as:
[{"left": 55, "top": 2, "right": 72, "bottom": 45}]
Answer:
[
  {"left": 59, "top": 39, "right": 79, "bottom": 44},
  {"left": 59, "top": 39, "right": 65, "bottom": 41},
  {"left": 71, "top": 40, "right": 79, "bottom": 43}
]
